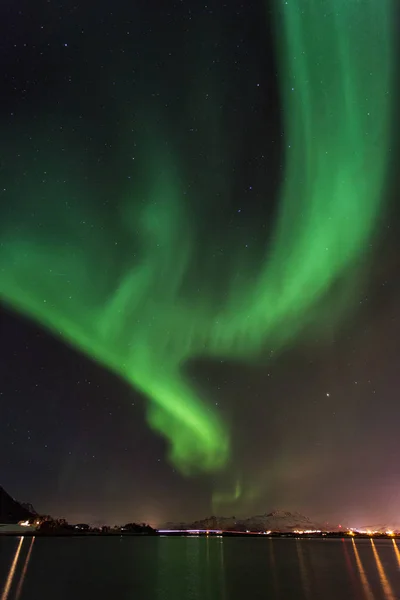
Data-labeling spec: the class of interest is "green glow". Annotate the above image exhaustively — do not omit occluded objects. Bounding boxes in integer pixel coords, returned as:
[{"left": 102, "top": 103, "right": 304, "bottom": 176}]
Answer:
[
  {"left": 212, "top": 479, "right": 243, "bottom": 512},
  {"left": 0, "top": 1, "right": 393, "bottom": 475}
]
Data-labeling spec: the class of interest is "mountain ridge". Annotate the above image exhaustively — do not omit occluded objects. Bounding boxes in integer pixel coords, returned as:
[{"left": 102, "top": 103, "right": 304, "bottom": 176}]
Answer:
[
  {"left": 0, "top": 485, "right": 36, "bottom": 524},
  {"left": 162, "top": 510, "right": 322, "bottom": 532}
]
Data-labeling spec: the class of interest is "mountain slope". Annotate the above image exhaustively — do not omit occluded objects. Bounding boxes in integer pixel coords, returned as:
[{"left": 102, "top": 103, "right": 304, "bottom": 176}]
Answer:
[
  {"left": 0, "top": 486, "right": 36, "bottom": 524},
  {"left": 162, "top": 510, "right": 322, "bottom": 532}
]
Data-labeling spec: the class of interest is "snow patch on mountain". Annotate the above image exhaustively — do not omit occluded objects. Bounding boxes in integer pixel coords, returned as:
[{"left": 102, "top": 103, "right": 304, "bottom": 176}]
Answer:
[{"left": 162, "top": 510, "right": 322, "bottom": 532}]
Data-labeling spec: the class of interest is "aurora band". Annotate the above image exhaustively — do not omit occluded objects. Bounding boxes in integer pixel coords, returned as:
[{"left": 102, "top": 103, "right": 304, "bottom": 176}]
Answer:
[{"left": 0, "top": 0, "right": 394, "bottom": 474}]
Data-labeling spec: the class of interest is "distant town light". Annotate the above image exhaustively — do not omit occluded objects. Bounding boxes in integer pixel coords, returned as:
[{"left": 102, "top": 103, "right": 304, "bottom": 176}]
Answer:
[{"left": 293, "top": 529, "right": 321, "bottom": 535}]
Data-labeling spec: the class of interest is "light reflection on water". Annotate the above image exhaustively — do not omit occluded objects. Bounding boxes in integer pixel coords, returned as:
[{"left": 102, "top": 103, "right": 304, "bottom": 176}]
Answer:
[
  {"left": 268, "top": 537, "right": 279, "bottom": 598},
  {"left": 351, "top": 538, "right": 375, "bottom": 600},
  {"left": 1, "top": 537, "right": 24, "bottom": 600},
  {"left": 391, "top": 539, "right": 400, "bottom": 570},
  {"left": 370, "top": 539, "right": 395, "bottom": 600},
  {"left": 296, "top": 540, "right": 311, "bottom": 600},
  {"left": 1, "top": 537, "right": 400, "bottom": 599},
  {"left": 14, "top": 538, "right": 34, "bottom": 600}
]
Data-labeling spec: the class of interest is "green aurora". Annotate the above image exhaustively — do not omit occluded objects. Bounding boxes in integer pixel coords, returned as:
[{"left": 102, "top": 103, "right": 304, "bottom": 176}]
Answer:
[{"left": 0, "top": 1, "right": 394, "bottom": 476}]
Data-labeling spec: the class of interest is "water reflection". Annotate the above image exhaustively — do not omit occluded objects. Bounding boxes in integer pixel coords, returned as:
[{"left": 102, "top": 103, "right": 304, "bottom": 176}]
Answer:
[
  {"left": 268, "top": 538, "right": 279, "bottom": 598},
  {"left": 218, "top": 538, "right": 227, "bottom": 600},
  {"left": 296, "top": 540, "right": 311, "bottom": 600},
  {"left": 2, "top": 536, "right": 400, "bottom": 599},
  {"left": 351, "top": 539, "right": 374, "bottom": 600},
  {"left": 370, "top": 539, "right": 395, "bottom": 600},
  {"left": 342, "top": 538, "right": 360, "bottom": 597},
  {"left": 156, "top": 535, "right": 226, "bottom": 599},
  {"left": 391, "top": 539, "right": 400, "bottom": 570},
  {"left": 1, "top": 537, "right": 24, "bottom": 600},
  {"left": 15, "top": 537, "right": 35, "bottom": 600}
]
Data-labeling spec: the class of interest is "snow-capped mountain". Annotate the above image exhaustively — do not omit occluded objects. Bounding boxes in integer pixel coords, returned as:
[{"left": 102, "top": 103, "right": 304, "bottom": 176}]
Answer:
[
  {"left": 161, "top": 510, "right": 322, "bottom": 532},
  {"left": 242, "top": 510, "right": 321, "bottom": 532}
]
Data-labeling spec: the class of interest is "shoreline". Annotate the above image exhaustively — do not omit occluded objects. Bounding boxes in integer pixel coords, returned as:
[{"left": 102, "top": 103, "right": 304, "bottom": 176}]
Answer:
[{"left": 1, "top": 531, "right": 399, "bottom": 539}]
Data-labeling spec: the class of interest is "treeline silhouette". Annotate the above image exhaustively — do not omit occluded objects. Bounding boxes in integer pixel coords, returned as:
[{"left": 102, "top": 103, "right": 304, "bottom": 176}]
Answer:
[{"left": 37, "top": 517, "right": 156, "bottom": 534}]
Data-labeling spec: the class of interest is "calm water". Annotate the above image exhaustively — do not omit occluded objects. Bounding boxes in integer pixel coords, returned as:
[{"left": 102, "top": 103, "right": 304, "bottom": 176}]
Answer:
[{"left": 1, "top": 536, "right": 400, "bottom": 599}]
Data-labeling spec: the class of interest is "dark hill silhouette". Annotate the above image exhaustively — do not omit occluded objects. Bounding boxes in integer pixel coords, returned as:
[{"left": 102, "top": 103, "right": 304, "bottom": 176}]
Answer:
[{"left": 0, "top": 486, "right": 36, "bottom": 523}]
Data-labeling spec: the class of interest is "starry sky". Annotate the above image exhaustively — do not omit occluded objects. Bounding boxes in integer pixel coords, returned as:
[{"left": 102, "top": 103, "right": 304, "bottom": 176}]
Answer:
[{"left": 0, "top": 0, "right": 399, "bottom": 528}]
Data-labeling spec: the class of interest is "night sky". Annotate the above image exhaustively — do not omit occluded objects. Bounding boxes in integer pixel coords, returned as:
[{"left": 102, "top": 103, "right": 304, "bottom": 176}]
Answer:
[{"left": 0, "top": 0, "right": 399, "bottom": 528}]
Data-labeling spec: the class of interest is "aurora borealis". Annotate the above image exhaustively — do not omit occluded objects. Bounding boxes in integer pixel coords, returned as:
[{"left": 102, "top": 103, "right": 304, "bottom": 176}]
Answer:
[{"left": 0, "top": 0, "right": 397, "bottom": 524}]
